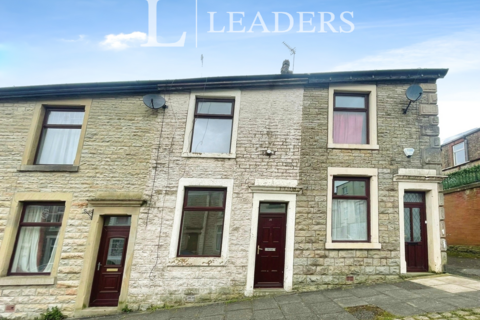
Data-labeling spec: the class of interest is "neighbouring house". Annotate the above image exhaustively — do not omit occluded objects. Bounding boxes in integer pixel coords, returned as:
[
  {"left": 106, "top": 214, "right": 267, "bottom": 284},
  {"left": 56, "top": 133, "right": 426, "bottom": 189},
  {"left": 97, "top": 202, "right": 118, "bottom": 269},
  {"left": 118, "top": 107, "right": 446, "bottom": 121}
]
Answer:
[
  {"left": 441, "top": 128, "right": 480, "bottom": 248},
  {"left": 0, "top": 68, "right": 448, "bottom": 319}
]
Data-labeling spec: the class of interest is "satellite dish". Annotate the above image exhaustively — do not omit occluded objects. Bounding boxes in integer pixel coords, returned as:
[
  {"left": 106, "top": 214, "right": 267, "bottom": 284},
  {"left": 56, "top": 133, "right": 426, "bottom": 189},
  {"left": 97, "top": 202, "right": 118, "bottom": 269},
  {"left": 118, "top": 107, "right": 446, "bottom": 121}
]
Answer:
[
  {"left": 403, "top": 85, "right": 423, "bottom": 114},
  {"left": 406, "top": 84, "right": 423, "bottom": 102},
  {"left": 143, "top": 94, "right": 166, "bottom": 109}
]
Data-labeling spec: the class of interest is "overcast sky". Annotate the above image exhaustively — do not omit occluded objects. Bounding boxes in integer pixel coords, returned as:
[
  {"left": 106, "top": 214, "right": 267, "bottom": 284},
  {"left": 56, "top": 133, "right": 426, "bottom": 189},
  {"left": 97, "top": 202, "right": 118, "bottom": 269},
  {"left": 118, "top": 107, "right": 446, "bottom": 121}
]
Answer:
[{"left": 0, "top": 0, "right": 479, "bottom": 142}]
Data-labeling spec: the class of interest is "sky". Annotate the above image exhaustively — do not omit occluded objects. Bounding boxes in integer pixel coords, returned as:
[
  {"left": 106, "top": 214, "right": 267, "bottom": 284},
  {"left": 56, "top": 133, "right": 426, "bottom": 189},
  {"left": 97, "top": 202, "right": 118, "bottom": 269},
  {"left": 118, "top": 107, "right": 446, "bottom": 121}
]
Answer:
[{"left": 0, "top": 0, "right": 479, "bottom": 142}]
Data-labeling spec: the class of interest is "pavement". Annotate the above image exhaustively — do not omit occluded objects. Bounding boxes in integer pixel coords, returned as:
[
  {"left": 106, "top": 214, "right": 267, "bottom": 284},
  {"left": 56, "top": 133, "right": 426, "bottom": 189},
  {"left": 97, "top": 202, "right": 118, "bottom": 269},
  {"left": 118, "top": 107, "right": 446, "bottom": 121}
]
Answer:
[
  {"left": 446, "top": 255, "right": 480, "bottom": 280},
  {"left": 90, "top": 274, "right": 480, "bottom": 320}
]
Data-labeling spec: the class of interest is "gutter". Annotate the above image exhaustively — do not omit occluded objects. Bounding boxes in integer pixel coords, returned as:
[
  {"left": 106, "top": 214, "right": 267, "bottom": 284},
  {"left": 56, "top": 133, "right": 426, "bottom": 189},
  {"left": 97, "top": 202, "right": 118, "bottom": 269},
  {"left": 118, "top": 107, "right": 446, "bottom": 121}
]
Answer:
[{"left": 0, "top": 68, "right": 448, "bottom": 100}]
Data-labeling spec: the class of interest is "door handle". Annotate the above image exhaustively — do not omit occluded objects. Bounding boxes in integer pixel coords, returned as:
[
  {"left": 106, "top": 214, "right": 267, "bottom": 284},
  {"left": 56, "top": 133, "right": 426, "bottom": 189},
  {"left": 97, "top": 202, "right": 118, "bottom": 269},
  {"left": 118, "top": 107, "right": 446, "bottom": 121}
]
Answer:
[
  {"left": 97, "top": 262, "right": 102, "bottom": 271},
  {"left": 257, "top": 245, "right": 263, "bottom": 255}
]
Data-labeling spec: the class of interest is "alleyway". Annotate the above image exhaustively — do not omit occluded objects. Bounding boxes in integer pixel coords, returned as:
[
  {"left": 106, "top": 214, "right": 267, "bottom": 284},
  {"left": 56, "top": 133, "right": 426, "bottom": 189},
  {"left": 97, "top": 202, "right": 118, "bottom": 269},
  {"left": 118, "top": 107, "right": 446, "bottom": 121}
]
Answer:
[{"left": 88, "top": 274, "right": 480, "bottom": 320}]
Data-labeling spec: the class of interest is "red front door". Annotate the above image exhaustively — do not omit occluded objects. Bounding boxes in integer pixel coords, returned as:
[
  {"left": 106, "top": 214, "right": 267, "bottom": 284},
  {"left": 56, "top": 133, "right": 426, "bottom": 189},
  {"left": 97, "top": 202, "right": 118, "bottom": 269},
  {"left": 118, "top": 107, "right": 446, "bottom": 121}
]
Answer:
[
  {"left": 404, "top": 193, "right": 428, "bottom": 272},
  {"left": 90, "top": 216, "right": 131, "bottom": 307},
  {"left": 254, "top": 203, "right": 287, "bottom": 288}
]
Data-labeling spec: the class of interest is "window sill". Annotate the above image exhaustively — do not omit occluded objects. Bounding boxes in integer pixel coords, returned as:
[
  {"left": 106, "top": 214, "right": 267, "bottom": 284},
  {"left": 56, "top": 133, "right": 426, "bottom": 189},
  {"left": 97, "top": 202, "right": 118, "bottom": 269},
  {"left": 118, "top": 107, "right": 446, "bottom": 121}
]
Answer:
[
  {"left": 328, "top": 144, "right": 379, "bottom": 150},
  {"left": 167, "top": 257, "right": 227, "bottom": 267},
  {"left": 0, "top": 276, "right": 56, "bottom": 286},
  {"left": 182, "top": 152, "right": 236, "bottom": 159},
  {"left": 325, "top": 242, "right": 381, "bottom": 250},
  {"left": 17, "top": 165, "right": 79, "bottom": 172}
]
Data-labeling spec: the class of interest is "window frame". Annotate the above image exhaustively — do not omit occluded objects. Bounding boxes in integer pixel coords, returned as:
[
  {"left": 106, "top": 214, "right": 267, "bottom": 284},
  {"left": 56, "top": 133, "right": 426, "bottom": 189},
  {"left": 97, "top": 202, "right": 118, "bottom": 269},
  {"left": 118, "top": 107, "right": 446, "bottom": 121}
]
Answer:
[
  {"left": 331, "top": 177, "right": 371, "bottom": 243},
  {"left": 333, "top": 93, "right": 370, "bottom": 145},
  {"left": 8, "top": 202, "right": 65, "bottom": 276},
  {"left": 326, "top": 167, "right": 380, "bottom": 250},
  {"left": 190, "top": 98, "right": 235, "bottom": 154},
  {"left": 34, "top": 108, "right": 85, "bottom": 165},
  {"left": 182, "top": 90, "right": 241, "bottom": 159},
  {"left": 19, "top": 99, "right": 92, "bottom": 172},
  {"left": 328, "top": 84, "right": 379, "bottom": 150},
  {"left": 176, "top": 187, "right": 228, "bottom": 258},
  {"left": 452, "top": 141, "right": 467, "bottom": 166}
]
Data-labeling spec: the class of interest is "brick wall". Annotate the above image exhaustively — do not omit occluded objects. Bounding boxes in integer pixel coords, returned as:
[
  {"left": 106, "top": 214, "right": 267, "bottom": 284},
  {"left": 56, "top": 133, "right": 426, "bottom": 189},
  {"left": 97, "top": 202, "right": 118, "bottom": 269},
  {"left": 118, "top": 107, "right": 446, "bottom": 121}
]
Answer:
[
  {"left": 444, "top": 186, "right": 480, "bottom": 246},
  {"left": 441, "top": 130, "right": 480, "bottom": 171}
]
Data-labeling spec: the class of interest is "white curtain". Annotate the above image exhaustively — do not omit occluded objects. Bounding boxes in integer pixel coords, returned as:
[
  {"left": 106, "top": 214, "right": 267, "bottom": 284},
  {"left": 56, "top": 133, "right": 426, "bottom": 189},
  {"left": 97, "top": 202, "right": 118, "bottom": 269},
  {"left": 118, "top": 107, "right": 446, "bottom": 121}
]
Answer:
[
  {"left": 36, "top": 128, "right": 81, "bottom": 165},
  {"left": 44, "top": 235, "right": 59, "bottom": 272},
  {"left": 11, "top": 206, "right": 43, "bottom": 273},
  {"left": 332, "top": 199, "right": 367, "bottom": 241}
]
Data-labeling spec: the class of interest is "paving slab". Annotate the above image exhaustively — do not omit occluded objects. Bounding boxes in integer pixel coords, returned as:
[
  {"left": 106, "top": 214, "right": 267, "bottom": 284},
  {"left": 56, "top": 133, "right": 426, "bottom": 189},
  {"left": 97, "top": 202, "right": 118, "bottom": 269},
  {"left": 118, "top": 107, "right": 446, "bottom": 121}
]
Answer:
[
  {"left": 370, "top": 283, "right": 403, "bottom": 292},
  {"left": 317, "top": 311, "right": 357, "bottom": 320},
  {"left": 299, "top": 292, "right": 331, "bottom": 304},
  {"left": 383, "top": 288, "right": 422, "bottom": 300},
  {"left": 323, "top": 289, "right": 355, "bottom": 299},
  {"left": 280, "top": 302, "right": 312, "bottom": 316},
  {"left": 226, "top": 300, "right": 253, "bottom": 311},
  {"left": 380, "top": 302, "right": 424, "bottom": 316},
  {"left": 438, "top": 296, "right": 480, "bottom": 309},
  {"left": 198, "top": 303, "right": 225, "bottom": 317},
  {"left": 226, "top": 309, "right": 253, "bottom": 320},
  {"left": 274, "top": 294, "right": 302, "bottom": 305},
  {"left": 333, "top": 297, "right": 369, "bottom": 308},
  {"left": 253, "top": 308, "right": 285, "bottom": 320},
  {"left": 309, "top": 301, "right": 345, "bottom": 315},
  {"left": 348, "top": 287, "right": 380, "bottom": 298},
  {"left": 252, "top": 297, "right": 279, "bottom": 310},
  {"left": 405, "top": 298, "right": 457, "bottom": 313}
]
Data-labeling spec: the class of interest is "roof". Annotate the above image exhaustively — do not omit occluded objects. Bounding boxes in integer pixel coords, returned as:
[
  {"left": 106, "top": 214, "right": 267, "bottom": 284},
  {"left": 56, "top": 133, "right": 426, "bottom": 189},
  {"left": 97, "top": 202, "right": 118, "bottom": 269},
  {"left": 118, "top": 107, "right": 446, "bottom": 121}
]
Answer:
[
  {"left": 0, "top": 68, "right": 448, "bottom": 100},
  {"left": 442, "top": 127, "right": 480, "bottom": 146}
]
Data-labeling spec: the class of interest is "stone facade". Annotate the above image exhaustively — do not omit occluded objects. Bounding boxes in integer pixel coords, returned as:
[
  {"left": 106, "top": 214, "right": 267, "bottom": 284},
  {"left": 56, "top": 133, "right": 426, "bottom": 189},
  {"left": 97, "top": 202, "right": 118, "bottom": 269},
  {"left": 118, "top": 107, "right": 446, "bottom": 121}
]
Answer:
[{"left": 0, "top": 70, "right": 448, "bottom": 319}]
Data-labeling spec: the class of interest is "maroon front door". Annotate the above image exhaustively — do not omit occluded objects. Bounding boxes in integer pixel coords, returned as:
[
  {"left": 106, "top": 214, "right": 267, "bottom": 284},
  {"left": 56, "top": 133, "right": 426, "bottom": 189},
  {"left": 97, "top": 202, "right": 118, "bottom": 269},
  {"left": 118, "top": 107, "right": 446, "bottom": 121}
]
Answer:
[
  {"left": 90, "top": 216, "right": 131, "bottom": 307},
  {"left": 404, "top": 192, "right": 428, "bottom": 272},
  {"left": 254, "top": 203, "right": 287, "bottom": 288}
]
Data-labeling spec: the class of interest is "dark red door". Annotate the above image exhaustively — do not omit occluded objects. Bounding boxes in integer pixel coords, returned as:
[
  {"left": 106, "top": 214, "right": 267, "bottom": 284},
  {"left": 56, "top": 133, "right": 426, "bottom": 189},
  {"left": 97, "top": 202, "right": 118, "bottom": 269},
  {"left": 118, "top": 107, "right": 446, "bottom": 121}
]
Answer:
[
  {"left": 404, "top": 193, "right": 428, "bottom": 272},
  {"left": 254, "top": 203, "right": 287, "bottom": 288},
  {"left": 90, "top": 217, "right": 131, "bottom": 307}
]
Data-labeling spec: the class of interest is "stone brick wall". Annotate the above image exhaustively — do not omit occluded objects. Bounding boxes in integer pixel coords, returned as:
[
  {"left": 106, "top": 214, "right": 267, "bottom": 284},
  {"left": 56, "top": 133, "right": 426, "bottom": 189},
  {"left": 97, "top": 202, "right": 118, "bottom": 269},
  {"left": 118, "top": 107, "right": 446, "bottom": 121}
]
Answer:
[
  {"left": 444, "top": 186, "right": 480, "bottom": 246},
  {"left": 294, "top": 81, "right": 444, "bottom": 289},
  {"left": 0, "top": 81, "right": 445, "bottom": 318},
  {"left": 127, "top": 88, "right": 304, "bottom": 309},
  {"left": 0, "top": 97, "right": 158, "bottom": 318}
]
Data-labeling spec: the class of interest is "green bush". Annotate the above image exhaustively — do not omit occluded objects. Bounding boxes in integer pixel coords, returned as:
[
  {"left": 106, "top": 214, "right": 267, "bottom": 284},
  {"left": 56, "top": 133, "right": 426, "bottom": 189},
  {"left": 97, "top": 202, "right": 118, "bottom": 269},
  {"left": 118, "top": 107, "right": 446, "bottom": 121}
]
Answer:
[{"left": 35, "top": 307, "right": 67, "bottom": 320}]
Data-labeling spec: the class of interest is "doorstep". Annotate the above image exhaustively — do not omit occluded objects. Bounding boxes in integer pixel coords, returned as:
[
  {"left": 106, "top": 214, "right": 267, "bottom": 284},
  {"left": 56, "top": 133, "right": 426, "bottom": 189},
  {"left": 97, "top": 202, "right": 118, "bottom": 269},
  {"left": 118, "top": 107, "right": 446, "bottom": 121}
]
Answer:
[{"left": 74, "top": 306, "right": 119, "bottom": 318}]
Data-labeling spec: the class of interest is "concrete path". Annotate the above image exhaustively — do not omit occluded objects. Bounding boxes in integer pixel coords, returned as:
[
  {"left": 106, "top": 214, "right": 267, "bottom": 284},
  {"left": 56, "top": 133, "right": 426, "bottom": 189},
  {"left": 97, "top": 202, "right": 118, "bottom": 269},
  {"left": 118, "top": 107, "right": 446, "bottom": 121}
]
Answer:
[
  {"left": 90, "top": 275, "right": 480, "bottom": 320},
  {"left": 446, "top": 255, "right": 480, "bottom": 280}
]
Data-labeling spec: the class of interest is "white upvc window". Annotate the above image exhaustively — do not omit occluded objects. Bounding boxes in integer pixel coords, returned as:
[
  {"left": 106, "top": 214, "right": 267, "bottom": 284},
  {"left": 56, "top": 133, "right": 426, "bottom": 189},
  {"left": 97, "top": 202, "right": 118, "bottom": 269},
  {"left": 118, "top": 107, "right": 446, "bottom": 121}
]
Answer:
[{"left": 453, "top": 141, "right": 467, "bottom": 166}]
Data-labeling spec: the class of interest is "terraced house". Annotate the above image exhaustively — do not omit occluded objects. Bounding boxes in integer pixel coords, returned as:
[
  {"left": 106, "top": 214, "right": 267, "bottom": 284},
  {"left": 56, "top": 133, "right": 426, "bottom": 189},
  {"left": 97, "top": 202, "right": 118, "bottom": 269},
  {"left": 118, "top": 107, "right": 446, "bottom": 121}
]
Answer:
[{"left": 0, "top": 68, "right": 448, "bottom": 319}]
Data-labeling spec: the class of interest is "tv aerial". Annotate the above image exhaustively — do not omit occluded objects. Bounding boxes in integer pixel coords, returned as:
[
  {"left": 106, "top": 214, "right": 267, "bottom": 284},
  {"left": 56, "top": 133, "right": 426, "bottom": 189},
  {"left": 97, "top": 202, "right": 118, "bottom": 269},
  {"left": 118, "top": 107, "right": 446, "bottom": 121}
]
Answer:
[
  {"left": 283, "top": 41, "right": 296, "bottom": 72},
  {"left": 403, "top": 84, "right": 423, "bottom": 114},
  {"left": 143, "top": 94, "right": 167, "bottom": 109}
]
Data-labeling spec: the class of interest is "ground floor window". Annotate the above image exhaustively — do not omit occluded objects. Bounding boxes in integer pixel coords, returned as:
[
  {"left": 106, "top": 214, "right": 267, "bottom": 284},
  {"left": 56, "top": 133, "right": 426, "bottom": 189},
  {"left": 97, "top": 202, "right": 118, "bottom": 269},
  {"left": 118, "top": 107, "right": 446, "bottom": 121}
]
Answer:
[
  {"left": 177, "top": 188, "right": 226, "bottom": 257},
  {"left": 332, "top": 177, "right": 370, "bottom": 242},
  {"left": 9, "top": 203, "right": 65, "bottom": 275}
]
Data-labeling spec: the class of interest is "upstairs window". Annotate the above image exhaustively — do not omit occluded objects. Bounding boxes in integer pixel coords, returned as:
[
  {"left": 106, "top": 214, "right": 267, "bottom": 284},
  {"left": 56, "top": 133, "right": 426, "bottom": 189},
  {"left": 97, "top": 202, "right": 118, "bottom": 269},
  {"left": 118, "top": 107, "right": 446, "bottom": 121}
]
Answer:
[
  {"left": 35, "top": 109, "right": 85, "bottom": 165},
  {"left": 177, "top": 188, "right": 227, "bottom": 257},
  {"left": 9, "top": 203, "right": 65, "bottom": 275},
  {"left": 453, "top": 141, "right": 466, "bottom": 166},
  {"left": 332, "top": 177, "right": 370, "bottom": 242},
  {"left": 190, "top": 99, "right": 234, "bottom": 154},
  {"left": 333, "top": 94, "right": 369, "bottom": 145}
]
